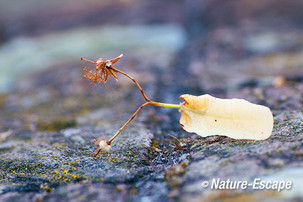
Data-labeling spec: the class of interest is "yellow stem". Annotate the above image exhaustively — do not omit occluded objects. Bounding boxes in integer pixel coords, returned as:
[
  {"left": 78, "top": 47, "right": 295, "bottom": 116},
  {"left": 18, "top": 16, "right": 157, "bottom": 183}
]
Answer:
[{"left": 149, "top": 101, "right": 180, "bottom": 109}]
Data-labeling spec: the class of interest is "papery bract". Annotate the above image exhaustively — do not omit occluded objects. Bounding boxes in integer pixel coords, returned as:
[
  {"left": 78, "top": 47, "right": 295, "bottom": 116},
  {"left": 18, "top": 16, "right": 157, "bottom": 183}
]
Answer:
[{"left": 179, "top": 94, "right": 273, "bottom": 140}]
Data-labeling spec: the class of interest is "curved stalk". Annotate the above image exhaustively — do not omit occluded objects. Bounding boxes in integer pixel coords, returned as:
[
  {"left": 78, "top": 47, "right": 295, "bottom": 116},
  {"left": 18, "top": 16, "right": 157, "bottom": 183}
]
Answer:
[{"left": 111, "top": 67, "right": 150, "bottom": 102}]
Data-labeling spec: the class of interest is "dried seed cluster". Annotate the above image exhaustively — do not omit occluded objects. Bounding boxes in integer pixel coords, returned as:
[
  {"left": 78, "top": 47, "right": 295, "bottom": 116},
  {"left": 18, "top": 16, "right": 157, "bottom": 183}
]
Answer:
[{"left": 82, "top": 54, "right": 122, "bottom": 84}]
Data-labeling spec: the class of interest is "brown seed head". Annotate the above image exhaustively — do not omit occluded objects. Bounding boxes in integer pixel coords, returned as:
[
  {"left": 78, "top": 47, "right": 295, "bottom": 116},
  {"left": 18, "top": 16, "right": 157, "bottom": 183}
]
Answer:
[{"left": 81, "top": 54, "right": 123, "bottom": 84}]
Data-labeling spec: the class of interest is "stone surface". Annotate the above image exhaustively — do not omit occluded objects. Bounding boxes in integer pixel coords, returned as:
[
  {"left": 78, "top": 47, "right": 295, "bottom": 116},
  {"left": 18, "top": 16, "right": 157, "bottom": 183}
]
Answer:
[{"left": 0, "top": 0, "right": 303, "bottom": 202}]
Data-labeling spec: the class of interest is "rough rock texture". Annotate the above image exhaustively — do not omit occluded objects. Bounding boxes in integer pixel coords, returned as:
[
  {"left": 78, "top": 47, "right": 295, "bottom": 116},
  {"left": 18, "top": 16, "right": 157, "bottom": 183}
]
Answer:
[{"left": 0, "top": 0, "right": 303, "bottom": 201}]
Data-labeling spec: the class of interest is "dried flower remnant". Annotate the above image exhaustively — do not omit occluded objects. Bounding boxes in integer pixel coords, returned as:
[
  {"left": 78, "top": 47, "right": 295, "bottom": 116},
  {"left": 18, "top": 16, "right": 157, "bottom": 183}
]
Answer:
[
  {"left": 81, "top": 54, "right": 122, "bottom": 84},
  {"left": 81, "top": 55, "right": 274, "bottom": 157}
]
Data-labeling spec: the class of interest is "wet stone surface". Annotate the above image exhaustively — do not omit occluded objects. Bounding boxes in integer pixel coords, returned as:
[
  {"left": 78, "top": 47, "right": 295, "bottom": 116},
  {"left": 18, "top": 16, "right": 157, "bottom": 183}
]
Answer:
[{"left": 0, "top": 1, "right": 303, "bottom": 202}]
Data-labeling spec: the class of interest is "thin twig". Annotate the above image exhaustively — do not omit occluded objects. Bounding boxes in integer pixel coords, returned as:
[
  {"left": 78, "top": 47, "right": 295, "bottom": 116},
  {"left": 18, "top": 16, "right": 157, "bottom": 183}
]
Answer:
[
  {"left": 107, "top": 102, "right": 151, "bottom": 144},
  {"left": 110, "top": 67, "right": 150, "bottom": 102}
]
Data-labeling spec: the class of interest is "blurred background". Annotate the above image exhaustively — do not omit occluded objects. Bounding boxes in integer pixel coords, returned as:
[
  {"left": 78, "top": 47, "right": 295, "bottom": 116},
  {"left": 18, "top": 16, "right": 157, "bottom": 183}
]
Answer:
[
  {"left": 1, "top": 0, "right": 302, "bottom": 126},
  {"left": 1, "top": 0, "right": 302, "bottom": 91},
  {"left": 0, "top": 0, "right": 303, "bottom": 201}
]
